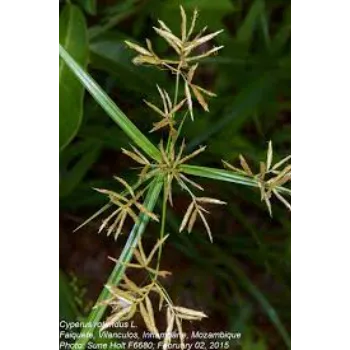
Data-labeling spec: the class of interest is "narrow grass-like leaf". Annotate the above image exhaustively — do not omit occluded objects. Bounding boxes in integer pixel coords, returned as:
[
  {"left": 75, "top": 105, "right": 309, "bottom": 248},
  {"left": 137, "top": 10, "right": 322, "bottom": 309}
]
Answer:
[
  {"left": 59, "top": 44, "right": 161, "bottom": 162},
  {"left": 260, "top": 0, "right": 271, "bottom": 50},
  {"left": 59, "top": 269, "right": 81, "bottom": 321},
  {"left": 271, "top": 4, "right": 291, "bottom": 54},
  {"left": 236, "top": 0, "right": 264, "bottom": 48},
  {"left": 60, "top": 145, "right": 101, "bottom": 197},
  {"left": 228, "top": 257, "right": 291, "bottom": 348},
  {"left": 180, "top": 164, "right": 291, "bottom": 196}
]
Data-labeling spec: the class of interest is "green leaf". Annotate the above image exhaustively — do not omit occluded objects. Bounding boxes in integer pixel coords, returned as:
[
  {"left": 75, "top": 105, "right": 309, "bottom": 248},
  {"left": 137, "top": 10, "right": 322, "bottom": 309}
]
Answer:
[
  {"left": 59, "top": 269, "right": 81, "bottom": 321},
  {"left": 60, "top": 143, "right": 101, "bottom": 197},
  {"left": 180, "top": 164, "right": 291, "bottom": 196},
  {"left": 236, "top": 0, "right": 264, "bottom": 49},
  {"left": 259, "top": 0, "right": 271, "bottom": 50},
  {"left": 181, "top": 164, "right": 257, "bottom": 187},
  {"left": 78, "top": 0, "right": 97, "bottom": 15},
  {"left": 73, "top": 177, "right": 163, "bottom": 348},
  {"left": 60, "top": 138, "right": 95, "bottom": 164},
  {"left": 271, "top": 4, "right": 291, "bottom": 54},
  {"left": 59, "top": 4, "right": 88, "bottom": 151},
  {"left": 228, "top": 258, "right": 290, "bottom": 348},
  {"left": 59, "top": 44, "right": 161, "bottom": 162}
]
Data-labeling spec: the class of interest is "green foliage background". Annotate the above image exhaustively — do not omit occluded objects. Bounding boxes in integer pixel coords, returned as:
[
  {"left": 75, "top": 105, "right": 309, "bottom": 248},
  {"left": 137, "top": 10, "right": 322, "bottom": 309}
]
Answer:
[{"left": 59, "top": 0, "right": 290, "bottom": 349}]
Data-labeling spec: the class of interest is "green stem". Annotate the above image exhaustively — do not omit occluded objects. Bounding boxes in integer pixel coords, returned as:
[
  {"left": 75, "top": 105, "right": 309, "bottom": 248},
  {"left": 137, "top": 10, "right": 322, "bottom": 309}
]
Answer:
[
  {"left": 159, "top": 68, "right": 182, "bottom": 265},
  {"left": 72, "top": 178, "right": 163, "bottom": 349},
  {"left": 166, "top": 69, "right": 181, "bottom": 152},
  {"left": 174, "top": 69, "right": 180, "bottom": 106},
  {"left": 174, "top": 111, "right": 189, "bottom": 145},
  {"left": 157, "top": 67, "right": 181, "bottom": 271},
  {"left": 156, "top": 182, "right": 168, "bottom": 271}
]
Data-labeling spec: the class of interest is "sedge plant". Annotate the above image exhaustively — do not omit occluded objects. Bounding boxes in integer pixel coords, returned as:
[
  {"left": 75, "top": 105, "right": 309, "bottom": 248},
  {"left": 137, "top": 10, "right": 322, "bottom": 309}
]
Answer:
[{"left": 59, "top": 6, "right": 291, "bottom": 349}]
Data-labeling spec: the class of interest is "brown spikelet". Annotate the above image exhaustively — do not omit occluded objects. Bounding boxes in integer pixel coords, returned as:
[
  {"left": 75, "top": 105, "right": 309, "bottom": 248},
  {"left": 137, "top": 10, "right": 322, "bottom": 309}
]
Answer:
[
  {"left": 239, "top": 155, "right": 253, "bottom": 176},
  {"left": 191, "top": 85, "right": 209, "bottom": 112}
]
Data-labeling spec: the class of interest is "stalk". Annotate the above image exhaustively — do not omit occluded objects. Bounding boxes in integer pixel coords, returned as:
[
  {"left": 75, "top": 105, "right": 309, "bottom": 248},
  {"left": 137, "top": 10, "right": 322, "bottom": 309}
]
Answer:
[{"left": 73, "top": 178, "right": 162, "bottom": 349}]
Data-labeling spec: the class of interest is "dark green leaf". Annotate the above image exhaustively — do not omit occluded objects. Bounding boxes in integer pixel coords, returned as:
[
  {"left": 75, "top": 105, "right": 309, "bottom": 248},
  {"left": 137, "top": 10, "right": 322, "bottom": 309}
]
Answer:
[
  {"left": 236, "top": 0, "right": 264, "bottom": 49},
  {"left": 60, "top": 143, "right": 101, "bottom": 197},
  {"left": 181, "top": 164, "right": 291, "bottom": 196},
  {"left": 59, "top": 4, "right": 89, "bottom": 151},
  {"left": 271, "top": 5, "right": 291, "bottom": 54},
  {"left": 259, "top": 1, "right": 271, "bottom": 50},
  {"left": 59, "top": 269, "right": 81, "bottom": 321},
  {"left": 229, "top": 258, "right": 290, "bottom": 348}
]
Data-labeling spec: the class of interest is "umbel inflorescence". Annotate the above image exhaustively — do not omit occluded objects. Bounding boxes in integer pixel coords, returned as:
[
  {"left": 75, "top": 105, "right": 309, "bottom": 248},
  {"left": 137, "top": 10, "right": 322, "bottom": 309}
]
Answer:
[{"left": 78, "top": 6, "right": 291, "bottom": 350}]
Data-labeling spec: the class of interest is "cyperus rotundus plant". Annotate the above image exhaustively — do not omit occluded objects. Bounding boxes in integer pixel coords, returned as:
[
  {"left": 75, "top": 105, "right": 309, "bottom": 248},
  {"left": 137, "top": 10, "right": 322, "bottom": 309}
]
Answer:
[{"left": 59, "top": 5, "right": 291, "bottom": 349}]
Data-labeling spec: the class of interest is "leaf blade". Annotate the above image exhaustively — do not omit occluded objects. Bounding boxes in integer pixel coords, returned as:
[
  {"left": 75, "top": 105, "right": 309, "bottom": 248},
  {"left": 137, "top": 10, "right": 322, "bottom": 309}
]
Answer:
[
  {"left": 59, "top": 4, "right": 89, "bottom": 151},
  {"left": 180, "top": 164, "right": 291, "bottom": 195}
]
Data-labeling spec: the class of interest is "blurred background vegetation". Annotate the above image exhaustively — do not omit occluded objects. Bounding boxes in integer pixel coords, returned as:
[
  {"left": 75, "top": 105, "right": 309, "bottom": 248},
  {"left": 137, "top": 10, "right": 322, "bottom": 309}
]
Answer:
[{"left": 59, "top": 0, "right": 290, "bottom": 349}]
